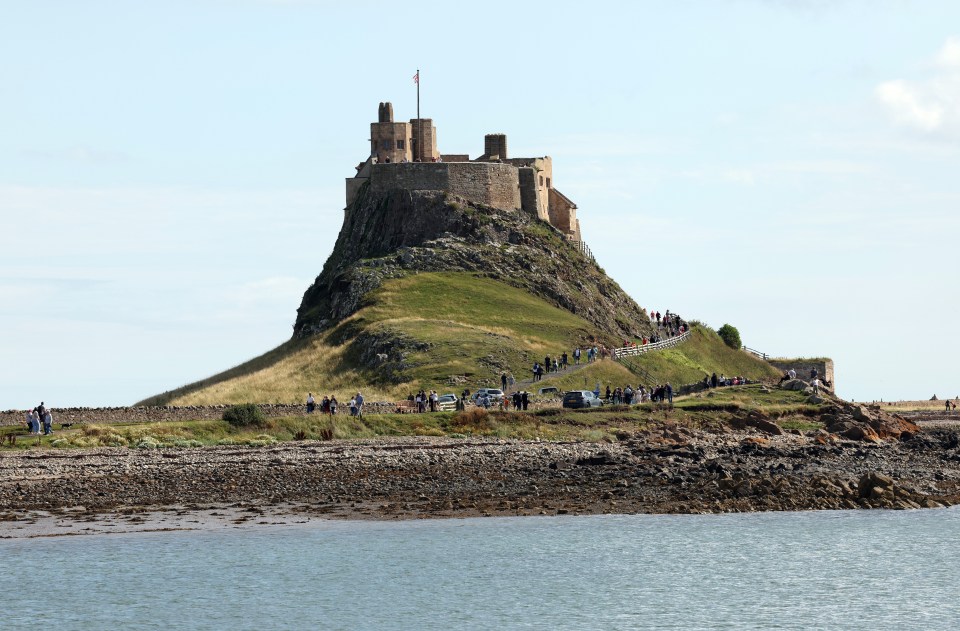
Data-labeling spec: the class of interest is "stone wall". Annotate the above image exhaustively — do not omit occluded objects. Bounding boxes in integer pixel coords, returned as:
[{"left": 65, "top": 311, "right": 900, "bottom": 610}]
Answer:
[
  {"left": 518, "top": 167, "right": 543, "bottom": 219},
  {"left": 369, "top": 163, "right": 521, "bottom": 210},
  {"left": 448, "top": 162, "right": 520, "bottom": 210},
  {"left": 769, "top": 359, "right": 835, "bottom": 386},
  {"left": 0, "top": 402, "right": 412, "bottom": 428}
]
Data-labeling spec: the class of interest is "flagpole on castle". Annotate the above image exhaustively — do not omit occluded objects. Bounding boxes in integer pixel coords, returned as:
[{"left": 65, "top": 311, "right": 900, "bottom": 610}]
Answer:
[{"left": 414, "top": 68, "right": 421, "bottom": 162}]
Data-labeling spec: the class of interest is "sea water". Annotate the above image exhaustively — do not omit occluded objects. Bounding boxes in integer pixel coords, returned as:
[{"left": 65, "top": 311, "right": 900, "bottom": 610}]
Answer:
[{"left": 4, "top": 507, "right": 960, "bottom": 630}]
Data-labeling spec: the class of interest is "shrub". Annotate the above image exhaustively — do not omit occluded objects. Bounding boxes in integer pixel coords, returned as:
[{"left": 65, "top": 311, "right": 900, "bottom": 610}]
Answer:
[
  {"left": 223, "top": 403, "right": 266, "bottom": 428},
  {"left": 717, "top": 324, "right": 742, "bottom": 349}
]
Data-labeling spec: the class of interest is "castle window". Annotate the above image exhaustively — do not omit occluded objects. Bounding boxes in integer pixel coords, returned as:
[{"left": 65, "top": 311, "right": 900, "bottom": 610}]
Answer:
[
  {"left": 382, "top": 140, "right": 391, "bottom": 150},
  {"left": 396, "top": 139, "right": 405, "bottom": 150},
  {"left": 539, "top": 175, "right": 544, "bottom": 187},
  {"left": 546, "top": 178, "right": 551, "bottom": 188}
]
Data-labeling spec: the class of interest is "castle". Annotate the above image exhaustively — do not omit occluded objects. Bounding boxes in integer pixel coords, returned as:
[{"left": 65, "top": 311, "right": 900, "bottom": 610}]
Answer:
[{"left": 345, "top": 102, "right": 581, "bottom": 241}]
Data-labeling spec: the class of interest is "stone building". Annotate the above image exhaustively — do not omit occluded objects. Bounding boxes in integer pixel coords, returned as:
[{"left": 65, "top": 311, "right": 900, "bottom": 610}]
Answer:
[{"left": 346, "top": 102, "right": 581, "bottom": 241}]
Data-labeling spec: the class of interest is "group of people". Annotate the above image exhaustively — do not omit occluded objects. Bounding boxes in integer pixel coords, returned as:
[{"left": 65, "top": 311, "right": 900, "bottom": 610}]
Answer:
[
  {"left": 531, "top": 346, "right": 607, "bottom": 382},
  {"left": 24, "top": 401, "right": 53, "bottom": 435},
  {"left": 306, "top": 392, "right": 365, "bottom": 417},
  {"left": 409, "top": 390, "right": 439, "bottom": 413},
  {"left": 602, "top": 383, "right": 674, "bottom": 405},
  {"left": 706, "top": 373, "right": 750, "bottom": 389}
]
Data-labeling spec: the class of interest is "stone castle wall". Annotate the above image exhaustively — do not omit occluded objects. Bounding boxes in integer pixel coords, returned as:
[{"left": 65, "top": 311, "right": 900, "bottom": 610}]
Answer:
[{"left": 369, "top": 162, "right": 521, "bottom": 210}]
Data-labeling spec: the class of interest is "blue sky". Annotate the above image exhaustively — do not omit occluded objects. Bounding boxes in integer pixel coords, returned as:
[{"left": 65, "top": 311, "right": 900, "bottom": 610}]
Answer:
[{"left": 2, "top": 0, "right": 959, "bottom": 408}]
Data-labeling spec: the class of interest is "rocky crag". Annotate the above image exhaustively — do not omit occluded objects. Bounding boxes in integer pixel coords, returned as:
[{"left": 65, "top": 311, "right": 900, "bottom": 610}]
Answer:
[{"left": 294, "top": 184, "right": 654, "bottom": 344}]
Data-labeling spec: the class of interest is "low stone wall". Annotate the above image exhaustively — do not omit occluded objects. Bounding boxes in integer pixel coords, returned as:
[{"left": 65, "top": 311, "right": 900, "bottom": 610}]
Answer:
[{"left": 0, "top": 402, "right": 407, "bottom": 427}]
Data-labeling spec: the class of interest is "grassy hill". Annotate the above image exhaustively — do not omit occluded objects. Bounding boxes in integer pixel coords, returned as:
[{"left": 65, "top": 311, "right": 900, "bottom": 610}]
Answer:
[{"left": 142, "top": 272, "right": 779, "bottom": 406}]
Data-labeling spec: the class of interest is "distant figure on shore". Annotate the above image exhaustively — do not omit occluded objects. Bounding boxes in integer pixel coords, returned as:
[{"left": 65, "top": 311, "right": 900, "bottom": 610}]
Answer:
[
  {"left": 947, "top": 400, "right": 952, "bottom": 413},
  {"left": 811, "top": 379, "right": 821, "bottom": 394},
  {"left": 355, "top": 392, "right": 364, "bottom": 418},
  {"left": 501, "top": 372, "right": 507, "bottom": 391},
  {"left": 42, "top": 410, "right": 53, "bottom": 435},
  {"left": 306, "top": 393, "right": 316, "bottom": 414}
]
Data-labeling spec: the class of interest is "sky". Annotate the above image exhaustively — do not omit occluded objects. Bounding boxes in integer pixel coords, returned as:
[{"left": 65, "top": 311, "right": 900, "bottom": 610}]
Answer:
[{"left": 2, "top": 0, "right": 959, "bottom": 408}]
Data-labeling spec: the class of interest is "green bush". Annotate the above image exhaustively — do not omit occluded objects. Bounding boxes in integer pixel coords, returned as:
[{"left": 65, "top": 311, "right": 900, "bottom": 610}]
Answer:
[
  {"left": 223, "top": 403, "right": 266, "bottom": 428},
  {"left": 717, "top": 324, "right": 742, "bottom": 350}
]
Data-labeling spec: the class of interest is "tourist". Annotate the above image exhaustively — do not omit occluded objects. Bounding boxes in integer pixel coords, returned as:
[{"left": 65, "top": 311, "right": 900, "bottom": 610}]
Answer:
[
  {"left": 521, "top": 391, "right": 529, "bottom": 410},
  {"left": 512, "top": 391, "right": 522, "bottom": 410},
  {"left": 508, "top": 374, "right": 515, "bottom": 390},
  {"left": 348, "top": 396, "right": 358, "bottom": 416},
  {"left": 329, "top": 396, "right": 339, "bottom": 415},
  {"left": 501, "top": 372, "right": 508, "bottom": 391},
  {"left": 561, "top": 352, "right": 568, "bottom": 369},
  {"left": 42, "top": 409, "right": 53, "bottom": 435},
  {"left": 812, "top": 379, "right": 821, "bottom": 395},
  {"left": 574, "top": 347, "right": 581, "bottom": 365},
  {"left": 321, "top": 395, "right": 330, "bottom": 413},
  {"left": 356, "top": 392, "right": 364, "bottom": 418},
  {"left": 24, "top": 410, "right": 37, "bottom": 434},
  {"left": 306, "top": 393, "right": 316, "bottom": 414},
  {"left": 788, "top": 368, "right": 797, "bottom": 380},
  {"left": 666, "top": 382, "right": 673, "bottom": 405},
  {"left": 544, "top": 356, "right": 551, "bottom": 374},
  {"left": 430, "top": 390, "right": 438, "bottom": 412}
]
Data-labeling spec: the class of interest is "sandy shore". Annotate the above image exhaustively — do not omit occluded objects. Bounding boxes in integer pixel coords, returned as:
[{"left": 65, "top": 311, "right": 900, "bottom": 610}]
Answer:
[{"left": 3, "top": 422, "right": 960, "bottom": 538}]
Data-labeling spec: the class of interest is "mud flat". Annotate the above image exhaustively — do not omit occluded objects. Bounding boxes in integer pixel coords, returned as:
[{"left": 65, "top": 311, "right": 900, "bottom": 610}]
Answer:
[{"left": 2, "top": 424, "right": 959, "bottom": 538}]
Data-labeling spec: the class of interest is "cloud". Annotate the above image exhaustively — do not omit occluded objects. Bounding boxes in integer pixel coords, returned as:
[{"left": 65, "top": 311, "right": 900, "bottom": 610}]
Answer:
[{"left": 876, "top": 38, "right": 960, "bottom": 138}]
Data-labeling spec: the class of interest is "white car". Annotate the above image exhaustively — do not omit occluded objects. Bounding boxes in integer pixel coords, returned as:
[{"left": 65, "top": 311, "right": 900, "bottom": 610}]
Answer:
[{"left": 436, "top": 393, "right": 459, "bottom": 411}]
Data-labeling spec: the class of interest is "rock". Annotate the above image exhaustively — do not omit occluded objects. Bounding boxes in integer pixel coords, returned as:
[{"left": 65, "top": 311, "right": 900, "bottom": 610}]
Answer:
[
  {"left": 747, "top": 417, "right": 784, "bottom": 436},
  {"left": 852, "top": 406, "right": 872, "bottom": 422},
  {"left": 781, "top": 379, "right": 809, "bottom": 391},
  {"left": 807, "top": 395, "right": 825, "bottom": 404}
]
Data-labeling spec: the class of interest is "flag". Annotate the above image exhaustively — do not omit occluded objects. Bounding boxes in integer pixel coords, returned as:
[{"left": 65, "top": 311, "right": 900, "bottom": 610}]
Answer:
[{"left": 413, "top": 71, "right": 419, "bottom": 84}]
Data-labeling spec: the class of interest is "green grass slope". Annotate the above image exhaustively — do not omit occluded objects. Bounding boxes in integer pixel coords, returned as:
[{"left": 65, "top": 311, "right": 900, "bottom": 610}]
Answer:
[
  {"left": 142, "top": 272, "right": 599, "bottom": 405},
  {"left": 622, "top": 327, "right": 781, "bottom": 386},
  {"left": 141, "top": 273, "right": 780, "bottom": 406}
]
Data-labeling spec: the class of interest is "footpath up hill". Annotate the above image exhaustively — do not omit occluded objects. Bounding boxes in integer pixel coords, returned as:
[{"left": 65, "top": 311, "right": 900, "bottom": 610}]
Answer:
[{"left": 142, "top": 187, "right": 774, "bottom": 405}]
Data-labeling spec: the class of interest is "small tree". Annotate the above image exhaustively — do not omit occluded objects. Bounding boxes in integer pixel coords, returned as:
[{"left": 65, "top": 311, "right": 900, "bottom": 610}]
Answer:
[
  {"left": 717, "top": 324, "right": 742, "bottom": 350},
  {"left": 223, "top": 403, "right": 266, "bottom": 428}
]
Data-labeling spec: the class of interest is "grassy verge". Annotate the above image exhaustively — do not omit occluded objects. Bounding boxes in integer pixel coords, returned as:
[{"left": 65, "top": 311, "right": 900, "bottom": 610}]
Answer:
[{"left": 2, "top": 386, "right": 825, "bottom": 451}]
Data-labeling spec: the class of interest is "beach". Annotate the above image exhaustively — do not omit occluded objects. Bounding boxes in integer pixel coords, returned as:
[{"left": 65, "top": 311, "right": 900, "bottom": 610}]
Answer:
[{"left": 3, "top": 419, "right": 959, "bottom": 538}]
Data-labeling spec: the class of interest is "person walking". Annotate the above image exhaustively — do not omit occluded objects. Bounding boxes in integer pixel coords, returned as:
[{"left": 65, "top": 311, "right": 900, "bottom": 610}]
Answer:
[
  {"left": 42, "top": 409, "right": 53, "bottom": 435},
  {"left": 306, "top": 393, "right": 316, "bottom": 414},
  {"left": 501, "top": 372, "right": 508, "bottom": 392},
  {"left": 666, "top": 382, "right": 674, "bottom": 405},
  {"left": 355, "top": 392, "right": 364, "bottom": 418}
]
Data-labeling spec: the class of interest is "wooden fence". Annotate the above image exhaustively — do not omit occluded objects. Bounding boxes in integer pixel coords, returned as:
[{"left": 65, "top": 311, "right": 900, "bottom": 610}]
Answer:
[{"left": 611, "top": 330, "right": 692, "bottom": 359}]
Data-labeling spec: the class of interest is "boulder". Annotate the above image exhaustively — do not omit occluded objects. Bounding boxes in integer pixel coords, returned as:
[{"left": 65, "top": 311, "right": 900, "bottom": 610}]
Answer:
[
  {"left": 781, "top": 379, "right": 809, "bottom": 391},
  {"left": 852, "top": 406, "right": 872, "bottom": 422},
  {"left": 807, "top": 395, "right": 825, "bottom": 404}
]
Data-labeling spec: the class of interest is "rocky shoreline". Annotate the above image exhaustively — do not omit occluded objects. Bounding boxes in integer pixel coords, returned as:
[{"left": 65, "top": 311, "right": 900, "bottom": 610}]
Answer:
[{"left": 2, "top": 420, "right": 959, "bottom": 533}]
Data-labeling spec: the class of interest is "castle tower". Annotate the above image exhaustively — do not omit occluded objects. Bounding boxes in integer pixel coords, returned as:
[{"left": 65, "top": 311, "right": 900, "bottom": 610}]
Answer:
[
  {"left": 484, "top": 134, "right": 508, "bottom": 160},
  {"left": 411, "top": 118, "right": 438, "bottom": 162},
  {"left": 370, "top": 102, "right": 412, "bottom": 163}
]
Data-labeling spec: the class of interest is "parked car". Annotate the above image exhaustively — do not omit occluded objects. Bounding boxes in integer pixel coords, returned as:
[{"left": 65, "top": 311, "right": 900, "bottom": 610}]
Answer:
[
  {"left": 537, "top": 386, "right": 561, "bottom": 396},
  {"left": 436, "top": 393, "right": 459, "bottom": 411},
  {"left": 562, "top": 390, "right": 603, "bottom": 409}
]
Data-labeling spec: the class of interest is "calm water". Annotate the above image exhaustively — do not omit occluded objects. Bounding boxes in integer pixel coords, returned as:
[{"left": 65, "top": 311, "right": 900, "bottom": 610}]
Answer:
[{"left": 4, "top": 508, "right": 960, "bottom": 630}]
